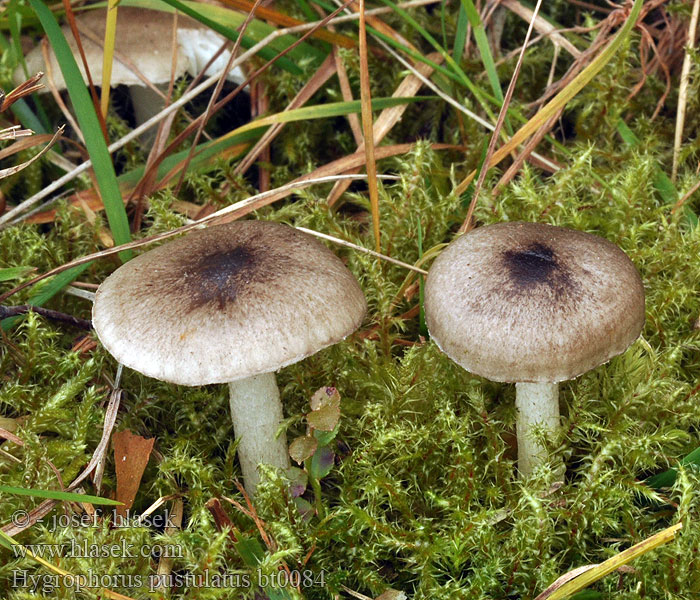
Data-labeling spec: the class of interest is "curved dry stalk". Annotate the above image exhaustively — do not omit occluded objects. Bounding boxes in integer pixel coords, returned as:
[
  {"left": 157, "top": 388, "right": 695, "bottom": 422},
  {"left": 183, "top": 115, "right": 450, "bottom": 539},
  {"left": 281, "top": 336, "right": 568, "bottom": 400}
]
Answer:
[
  {"left": 0, "top": 0, "right": 435, "bottom": 228},
  {"left": 459, "top": 0, "right": 544, "bottom": 234},
  {"left": 0, "top": 126, "right": 64, "bottom": 180},
  {"left": 0, "top": 174, "right": 406, "bottom": 304},
  {"left": 672, "top": 0, "right": 700, "bottom": 182}
]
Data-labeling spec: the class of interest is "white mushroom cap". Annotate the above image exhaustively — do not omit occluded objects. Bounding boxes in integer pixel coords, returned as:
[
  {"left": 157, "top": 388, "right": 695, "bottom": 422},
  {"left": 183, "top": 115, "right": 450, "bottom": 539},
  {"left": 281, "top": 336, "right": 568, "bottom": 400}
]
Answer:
[
  {"left": 92, "top": 221, "right": 367, "bottom": 386},
  {"left": 425, "top": 222, "right": 645, "bottom": 383},
  {"left": 14, "top": 7, "right": 244, "bottom": 90}
]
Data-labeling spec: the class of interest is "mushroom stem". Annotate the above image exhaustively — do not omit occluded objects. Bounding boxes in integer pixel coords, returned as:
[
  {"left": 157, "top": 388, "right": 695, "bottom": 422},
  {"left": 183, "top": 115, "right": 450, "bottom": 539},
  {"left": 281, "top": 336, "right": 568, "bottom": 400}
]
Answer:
[
  {"left": 514, "top": 382, "right": 560, "bottom": 477},
  {"left": 228, "top": 372, "right": 290, "bottom": 496},
  {"left": 128, "top": 84, "right": 167, "bottom": 145}
]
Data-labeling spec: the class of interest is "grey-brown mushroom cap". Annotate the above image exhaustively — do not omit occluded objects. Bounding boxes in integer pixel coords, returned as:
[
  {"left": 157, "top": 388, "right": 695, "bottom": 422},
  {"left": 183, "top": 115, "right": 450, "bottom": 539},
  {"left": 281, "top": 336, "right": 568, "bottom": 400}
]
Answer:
[
  {"left": 14, "top": 7, "right": 197, "bottom": 90},
  {"left": 424, "top": 222, "right": 645, "bottom": 383},
  {"left": 92, "top": 221, "right": 367, "bottom": 386}
]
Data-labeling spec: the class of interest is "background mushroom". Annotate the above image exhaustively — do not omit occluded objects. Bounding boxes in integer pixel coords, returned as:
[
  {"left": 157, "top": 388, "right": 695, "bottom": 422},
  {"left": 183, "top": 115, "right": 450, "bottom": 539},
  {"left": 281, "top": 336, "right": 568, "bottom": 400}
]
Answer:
[
  {"left": 14, "top": 7, "right": 245, "bottom": 132},
  {"left": 424, "top": 222, "right": 645, "bottom": 477},
  {"left": 92, "top": 220, "right": 367, "bottom": 494}
]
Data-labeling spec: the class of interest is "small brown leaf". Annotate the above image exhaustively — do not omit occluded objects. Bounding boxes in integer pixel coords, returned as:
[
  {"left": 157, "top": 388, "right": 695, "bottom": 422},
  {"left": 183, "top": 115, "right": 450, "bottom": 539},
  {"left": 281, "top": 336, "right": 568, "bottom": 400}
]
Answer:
[
  {"left": 113, "top": 429, "right": 155, "bottom": 518},
  {"left": 289, "top": 436, "right": 318, "bottom": 465}
]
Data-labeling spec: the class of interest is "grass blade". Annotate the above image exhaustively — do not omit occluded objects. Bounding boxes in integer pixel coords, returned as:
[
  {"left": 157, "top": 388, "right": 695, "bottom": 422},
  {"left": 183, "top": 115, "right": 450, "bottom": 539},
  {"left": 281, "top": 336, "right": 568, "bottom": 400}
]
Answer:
[
  {"left": 536, "top": 523, "right": 682, "bottom": 600},
  {"left": 28, "top": 0, "right": 132, "bottom": 260},
  {"left": 1, "top": 263, "right": 90, "bottom": 330},
  {"left": 646, "top": 447, "right": 700, "bottom": 489},
  {"left": 454, "top": 0, "right": 644, "bottom": 198},
  {"left": 0, "top": 484, "right": 122, "bottom": 505},
  {"left": 358, "top": 0, "right": 381, "bottom": 253},
  {"left": 99, "top": 0, "right": 119, "bottom": 118},
  {"left": 459, "top": 0, "right": 503, "bottom": 103},
  {"left": 231, "top": 96, "right": 431, "bottom": 136}
]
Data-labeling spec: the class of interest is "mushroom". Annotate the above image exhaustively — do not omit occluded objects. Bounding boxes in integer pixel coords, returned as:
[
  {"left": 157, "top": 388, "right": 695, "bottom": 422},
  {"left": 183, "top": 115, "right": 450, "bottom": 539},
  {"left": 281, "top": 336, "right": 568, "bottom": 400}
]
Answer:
[
  {"left": 424, "top": 222, "right": 645, "bottom": 477},
  {"left": 14, "top": 7, "right": 245, "bottom": 131},
  {"left": 92, "top": 221, "right": 367, "bottom": 494}
]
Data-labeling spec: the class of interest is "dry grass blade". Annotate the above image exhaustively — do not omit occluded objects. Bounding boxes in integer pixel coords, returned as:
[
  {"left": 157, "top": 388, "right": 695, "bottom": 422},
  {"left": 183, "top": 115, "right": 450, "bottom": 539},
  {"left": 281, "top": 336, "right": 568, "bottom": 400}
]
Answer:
[
  {"left": 100, "top": 0, "right": 119, "bottom": 119},
  {"left": 61, "top": 0, "right": 108, "bottom": 141},
  {"left": 0, "top": 171, "right": 429, "bottom": 305},
  {"left": 459, "top": 0, "right": 544, "bottom": 233},
  {"left": 501, "top": 0, "right": 580, "bottom": 59},
  {"left": 0, "top": 126, "right": 35, "bottom": 144},
  {"left": 672, "top": 0, "right": 700, "bottom": 182},
  {"left": 494, "top": 107, "right": 563, "bottom": 194},
  {"left": 535, "top": 523, "right": 682, "bottom": 600},
  {"left": 172, "top": 0, "right": 263, "bottom": 195},
  {"left": 0, "top": 0, "right": 423, "bottom": 227},
  {"left": 296, "top": 227, "right": 427, "bottom": 274},
  {"left": 0, "top": 389, "right": 120, "bottom": 536},
  {"left": 134, "top": 0, "right": 356, "bottom": 204},
  {"left": 0, "top": 72, "right": 45, "bottom": 111},
  {"left": 454, "top": 0, "right": 644, "bottom": 202},
  {"left": 0, "top": 126, "right": 65, "bottom": 180},
  {"left": 41, "top": 40, "right": 84, "bottom": 146},
  {"left": 218, "top": 0, "right": 356, "bottom": 47},
  {"left": 358, "top": 0, "right": 381, "bottom": 253},
  {"left": 672, "top": 168, "right": 700, "bottom": 215},
  {"left": 235, "top": 53, "right": 337, "bottom": 176},
  {"left": 334, "top": 46, "right": 363, "bottom": 144},
  {"left": 327, "top": 52, "right": 443, "bottom": 206}
]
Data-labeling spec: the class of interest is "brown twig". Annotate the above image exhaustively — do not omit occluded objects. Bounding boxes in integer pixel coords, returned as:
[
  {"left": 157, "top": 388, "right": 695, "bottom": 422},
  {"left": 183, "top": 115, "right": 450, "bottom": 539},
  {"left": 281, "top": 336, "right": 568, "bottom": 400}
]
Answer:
[{"left": 0, "top": 304, "right": 92, "bottom": 329}]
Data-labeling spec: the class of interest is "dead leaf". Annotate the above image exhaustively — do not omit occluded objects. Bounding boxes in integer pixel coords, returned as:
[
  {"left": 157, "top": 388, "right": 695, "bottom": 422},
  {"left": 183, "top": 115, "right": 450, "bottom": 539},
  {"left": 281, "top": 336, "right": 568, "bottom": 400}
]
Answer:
[{"left": 113, "top": 429, "right": 155, "bottom": 518}]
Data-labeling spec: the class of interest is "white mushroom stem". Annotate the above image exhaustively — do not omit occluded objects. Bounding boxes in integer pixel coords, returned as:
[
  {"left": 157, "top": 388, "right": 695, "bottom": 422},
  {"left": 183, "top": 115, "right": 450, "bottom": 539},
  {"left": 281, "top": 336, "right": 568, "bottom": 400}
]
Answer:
[
  {"left": 129, "top": 84, "right": 166, "bottom": 128},
  {"left": 128, "top": 84, "right": 168, "bottom": 145},
  {"left": 228, "top": 372, "right": 290, "bottom": 496},
  {"left": 514, "top": 382, "right": 560, "bottom": 477}
]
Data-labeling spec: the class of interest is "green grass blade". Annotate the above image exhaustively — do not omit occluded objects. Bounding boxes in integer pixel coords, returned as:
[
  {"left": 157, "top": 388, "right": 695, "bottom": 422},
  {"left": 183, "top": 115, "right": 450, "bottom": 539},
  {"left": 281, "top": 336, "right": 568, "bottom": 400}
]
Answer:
[
  {"left": 118, "top": 129, "right": 262, "bottom": 187},
  {"left": 376, "top": 0, "right": 496, "bottom": 122},
  {"left": 459, "top": 0, "right": 503, "bottom": 103},
  {"left": 28, "top": 0, "right": 132, "bottom": 261},
  {"left": 646, "top": 447, "right": 700, "bottom": 489},
  {"left": 232, "top": 96, "right": 433, "bottom": 136},
  {"left": 0, "top": 266, "right": 35, "bottom": 282},
  {"left": 452, "top": 4, "right": 469, "bottom": 63},
  {"left": 1, "top": 263, "right": 91, "bottom": 331},
  {"left": 0, "top": 484, "right": 122, "bottom": 505}
]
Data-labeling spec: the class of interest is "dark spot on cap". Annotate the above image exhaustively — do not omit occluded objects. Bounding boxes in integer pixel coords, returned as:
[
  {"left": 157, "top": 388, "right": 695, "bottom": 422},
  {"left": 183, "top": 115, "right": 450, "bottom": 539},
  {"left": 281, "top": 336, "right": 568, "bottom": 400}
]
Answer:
[
  {"left": 501, "top": 242, "right": 578, "bottom": 301},
  {"left": 189, "top": 246, "right": 259, "bottom": 310}
]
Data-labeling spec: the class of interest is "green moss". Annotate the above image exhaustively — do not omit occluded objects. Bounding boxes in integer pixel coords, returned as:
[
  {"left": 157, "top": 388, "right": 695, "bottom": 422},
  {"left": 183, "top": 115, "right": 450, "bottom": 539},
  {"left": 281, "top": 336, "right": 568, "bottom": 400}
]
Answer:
[{"left": 2, "top": 2, "right": 700, "bottom": 598}]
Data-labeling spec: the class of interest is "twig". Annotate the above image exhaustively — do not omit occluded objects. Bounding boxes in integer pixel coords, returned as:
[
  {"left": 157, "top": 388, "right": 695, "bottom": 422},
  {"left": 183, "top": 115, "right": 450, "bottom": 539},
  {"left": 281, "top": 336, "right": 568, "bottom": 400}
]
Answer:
[
  {"left": 0, "top": 304, "right": 92, "bottom": 329},
  {"left": 671, "top": 170, "right": 700, "bottom": 215},
  {"left": 173, "top": 0, "right": 265, "bottom": 195}
]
